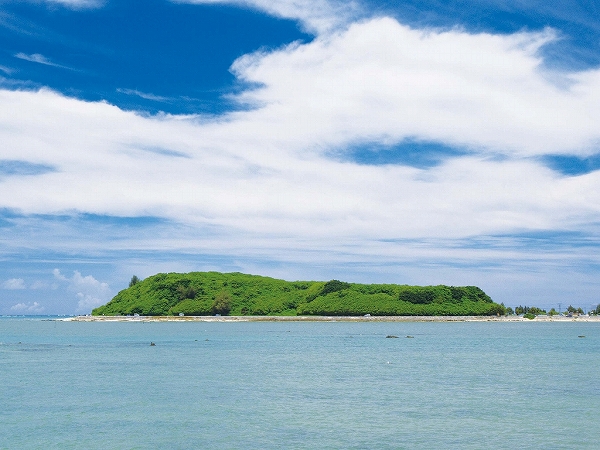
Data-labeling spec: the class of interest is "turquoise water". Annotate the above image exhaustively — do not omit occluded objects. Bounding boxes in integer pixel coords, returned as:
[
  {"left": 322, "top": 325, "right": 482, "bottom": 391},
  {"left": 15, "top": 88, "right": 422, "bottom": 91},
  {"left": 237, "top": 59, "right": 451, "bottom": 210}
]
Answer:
[{"left": 1, "top": 318, "right": 598, "bottom": 449}]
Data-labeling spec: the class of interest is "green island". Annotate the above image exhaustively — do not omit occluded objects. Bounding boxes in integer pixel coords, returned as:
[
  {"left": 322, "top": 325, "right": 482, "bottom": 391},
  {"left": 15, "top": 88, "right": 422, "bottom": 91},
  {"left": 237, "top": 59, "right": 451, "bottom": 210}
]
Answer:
[{"left": 92, "top": 272, "right": 506, "bottom": 317}]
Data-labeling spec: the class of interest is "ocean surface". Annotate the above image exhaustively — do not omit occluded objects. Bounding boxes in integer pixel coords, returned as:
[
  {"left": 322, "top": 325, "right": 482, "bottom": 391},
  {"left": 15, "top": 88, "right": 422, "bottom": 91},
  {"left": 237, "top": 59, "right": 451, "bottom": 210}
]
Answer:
[{"left": 1, "top": 317, "right": 598, "bottom": 449}]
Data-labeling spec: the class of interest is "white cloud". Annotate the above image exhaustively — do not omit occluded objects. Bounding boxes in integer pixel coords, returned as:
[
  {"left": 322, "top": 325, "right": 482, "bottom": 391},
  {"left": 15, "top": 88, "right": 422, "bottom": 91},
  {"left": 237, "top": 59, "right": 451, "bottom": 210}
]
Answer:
[
  {"left": 3, "top": 278, "right": 26, "bottom": 289},
  {"left": 15, "top": 53, "right": 59, "bottom": 67},
  {"left": 53, "top": 269, "right": 112, "bottom": 313},
  {"left": 1, "top": 15, "right": 600, "bottom": 309},
  {"left": 14, "top": 53, "right": 76, "bottom": 71},
  {"left": 52, "top": 268, "right": 67, "bottom": 281},
  {"left": 117, "top": 88, "right": 170, "bottom": 102},
  {"left": 29, "top": 280, "right": 52, "bottom": 290},
  {"left": 1, "top": 19, "right": 599, "bottom": 235},
  {"left": 75, "top": 292, "right": 105, "bottom": 312},
  {"left": 10, "top": 301, "right": 45, "bottom": 313},
  {"left": 174, "top": 0, "right": 362, "bottom": 34},
  {"left": 39, "top": 0, "right": 103, "bottom": 8},
  {"left": 228, "top": 20, "right": 600, "bottom": 157}
]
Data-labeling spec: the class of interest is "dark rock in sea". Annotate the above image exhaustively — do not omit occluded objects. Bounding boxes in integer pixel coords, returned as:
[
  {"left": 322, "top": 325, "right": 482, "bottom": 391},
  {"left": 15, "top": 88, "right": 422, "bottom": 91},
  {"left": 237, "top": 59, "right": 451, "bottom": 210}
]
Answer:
[
  {"left": 406, "top": 335, "right": 414, "bottom": 338},
  {"left": 386, "top": 335, "right": 399, "bottom": 338}
]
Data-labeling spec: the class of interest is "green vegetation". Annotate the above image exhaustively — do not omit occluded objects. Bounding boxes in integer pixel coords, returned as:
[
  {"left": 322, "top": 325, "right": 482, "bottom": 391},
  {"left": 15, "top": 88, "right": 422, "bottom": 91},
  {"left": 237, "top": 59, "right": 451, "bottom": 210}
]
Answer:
[
  {"left": 129, "top": 275, "right": 140, "bottom": 287},
  {"left": 511, "top": 305, "right": 591, "bottom": 317},
  {"left": 566, "top": 305, "right": 584, "bottom": 315},
  {"left": 515, "top": 305, "right": 546, "bottom": 315},
  {"left": 92, "top": 272, "right": 506, "bottom": 317}
]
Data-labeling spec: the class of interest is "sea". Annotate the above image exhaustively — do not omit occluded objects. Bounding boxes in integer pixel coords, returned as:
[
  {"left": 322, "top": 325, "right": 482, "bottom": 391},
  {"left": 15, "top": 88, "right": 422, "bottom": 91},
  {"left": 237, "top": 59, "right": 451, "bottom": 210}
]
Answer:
[{"left": 0, "top": 317, "right": 598, "bottom": 449}]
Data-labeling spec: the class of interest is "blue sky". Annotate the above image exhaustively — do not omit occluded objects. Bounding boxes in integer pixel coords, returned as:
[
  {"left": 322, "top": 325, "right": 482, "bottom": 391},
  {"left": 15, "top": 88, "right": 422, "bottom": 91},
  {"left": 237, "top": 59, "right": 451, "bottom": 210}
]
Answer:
[{"left": 1, "top": 0, "right": 600, "bottom": 314}]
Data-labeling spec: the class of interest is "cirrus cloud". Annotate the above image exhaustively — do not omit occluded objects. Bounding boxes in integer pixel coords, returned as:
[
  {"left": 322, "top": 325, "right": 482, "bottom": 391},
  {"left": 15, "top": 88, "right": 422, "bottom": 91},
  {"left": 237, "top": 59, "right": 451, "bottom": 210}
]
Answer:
[
  {"left": 14, "top": 53, "right": 75, "bottom": 71},
  {"left": 26, "top": 0, "right": 104, "bottom": 9}
]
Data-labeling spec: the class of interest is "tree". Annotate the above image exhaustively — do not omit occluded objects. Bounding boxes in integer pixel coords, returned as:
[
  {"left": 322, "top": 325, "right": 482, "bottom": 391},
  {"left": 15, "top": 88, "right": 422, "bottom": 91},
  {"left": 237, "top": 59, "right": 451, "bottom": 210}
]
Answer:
[
  {"left": 515, "top": 305, "right": 545, "bottom": 315},
  {"left": 129, "top": 275, "right": 140, "bottom": 287},
  {"left": 212, "top": 290, "right": 232, "bottom": 315},
  {"left": 177, "top": 284, "right": 196, "bottom": 300},
  {"left": 321, "top": 280, "right": 351, "bottom": 296}
]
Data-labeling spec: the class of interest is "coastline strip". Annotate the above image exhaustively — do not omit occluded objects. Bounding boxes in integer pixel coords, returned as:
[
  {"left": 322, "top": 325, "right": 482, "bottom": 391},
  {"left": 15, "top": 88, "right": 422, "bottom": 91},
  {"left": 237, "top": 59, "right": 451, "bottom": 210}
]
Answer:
[{"left": 62, "top": 315, "right": 600, "bottom": 322}]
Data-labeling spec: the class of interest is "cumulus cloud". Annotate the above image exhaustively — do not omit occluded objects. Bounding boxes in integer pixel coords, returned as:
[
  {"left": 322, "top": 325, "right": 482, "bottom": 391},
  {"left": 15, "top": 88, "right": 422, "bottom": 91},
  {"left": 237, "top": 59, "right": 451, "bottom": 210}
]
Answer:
[
  {"left": 75, "top": 292, "right": 105, "bottom": 312},
  {"left": 52, "top": 268, "right": 67, "bottom": 281},
  {"left": 53, "top": 269, "right": 111, "bottom": 313},
  {"left": 3, "top": 278, "right": 26, "bottom": 289},
  {"left": 10, "top": 301, "right": 45, "bottom": 313}
]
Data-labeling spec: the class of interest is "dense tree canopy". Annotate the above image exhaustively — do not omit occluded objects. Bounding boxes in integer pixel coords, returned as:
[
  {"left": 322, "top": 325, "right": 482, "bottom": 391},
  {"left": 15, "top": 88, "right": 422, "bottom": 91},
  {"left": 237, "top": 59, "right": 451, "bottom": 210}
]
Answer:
[{"left": 92, "top": 271, "right": 505, "bottom": 317}]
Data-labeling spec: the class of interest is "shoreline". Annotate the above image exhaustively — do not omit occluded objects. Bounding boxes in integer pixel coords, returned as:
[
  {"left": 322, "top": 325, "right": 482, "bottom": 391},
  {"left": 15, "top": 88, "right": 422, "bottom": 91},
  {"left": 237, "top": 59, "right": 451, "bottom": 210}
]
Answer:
[{"left": 63, "top": 314, "right": 600, "bottom": 323}]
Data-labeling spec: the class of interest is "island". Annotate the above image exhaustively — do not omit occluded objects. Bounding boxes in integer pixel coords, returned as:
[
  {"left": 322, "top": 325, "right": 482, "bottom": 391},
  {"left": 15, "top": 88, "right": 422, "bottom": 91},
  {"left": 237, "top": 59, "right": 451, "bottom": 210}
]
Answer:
[{"left": 92, "top": 272, "right": 506, "bottom": 317}]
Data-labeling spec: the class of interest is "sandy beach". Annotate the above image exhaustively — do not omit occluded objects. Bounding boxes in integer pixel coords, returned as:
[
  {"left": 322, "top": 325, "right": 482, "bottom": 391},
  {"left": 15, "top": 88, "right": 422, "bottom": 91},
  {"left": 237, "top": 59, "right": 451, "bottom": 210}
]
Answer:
[{"left": 64, "top": 314, "right": 600, "bottom": 322}]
